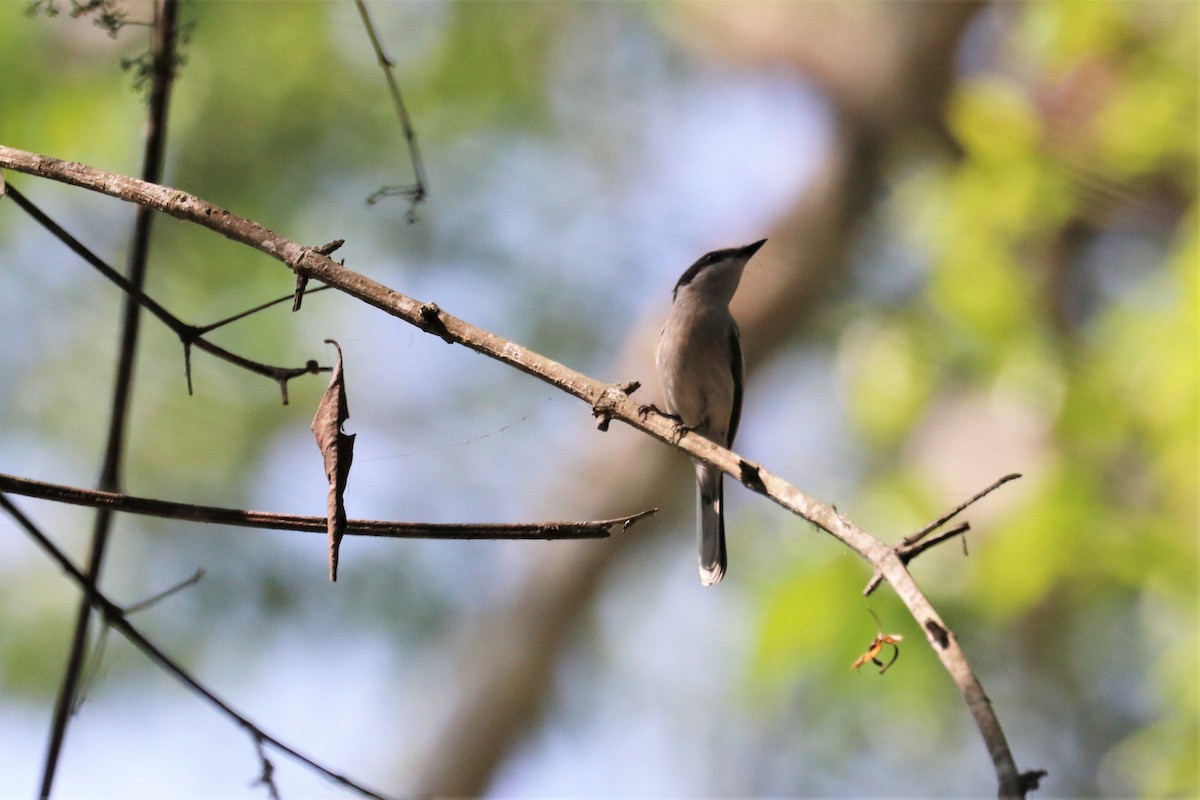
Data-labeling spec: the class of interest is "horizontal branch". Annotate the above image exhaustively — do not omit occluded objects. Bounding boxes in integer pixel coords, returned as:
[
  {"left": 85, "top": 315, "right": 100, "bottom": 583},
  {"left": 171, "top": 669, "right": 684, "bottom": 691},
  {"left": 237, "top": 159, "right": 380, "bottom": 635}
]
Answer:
[
  {"left": 0, "top": 144, "right": 1037, "bottom": 797},
  {"left": 0, "top": 473, "right": 648, "bottom": 540},
  {"left": 0, "top": 493, "right": 397, "bottom": 800}
]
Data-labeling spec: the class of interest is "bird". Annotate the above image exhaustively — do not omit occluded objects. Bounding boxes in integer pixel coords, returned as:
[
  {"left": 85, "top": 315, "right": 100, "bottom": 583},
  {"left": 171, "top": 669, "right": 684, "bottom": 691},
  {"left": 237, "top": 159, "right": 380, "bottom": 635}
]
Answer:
[{"left": 655, "top": 239, "right": 765, "bottom": 585}]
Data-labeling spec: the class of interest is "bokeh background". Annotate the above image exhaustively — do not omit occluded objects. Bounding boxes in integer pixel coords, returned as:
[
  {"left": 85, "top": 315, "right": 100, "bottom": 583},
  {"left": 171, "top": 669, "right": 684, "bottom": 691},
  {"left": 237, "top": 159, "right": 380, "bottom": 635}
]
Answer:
[{"left": 0, "top": 1, "right": 1196, "bottom": 797}]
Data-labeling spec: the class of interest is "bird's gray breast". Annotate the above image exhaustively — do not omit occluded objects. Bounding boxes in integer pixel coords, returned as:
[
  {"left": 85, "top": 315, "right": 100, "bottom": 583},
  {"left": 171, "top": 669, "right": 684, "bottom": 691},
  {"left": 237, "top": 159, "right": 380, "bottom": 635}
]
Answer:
[{"left": 656, "top": 305, "right": 737, "bottom": 444}]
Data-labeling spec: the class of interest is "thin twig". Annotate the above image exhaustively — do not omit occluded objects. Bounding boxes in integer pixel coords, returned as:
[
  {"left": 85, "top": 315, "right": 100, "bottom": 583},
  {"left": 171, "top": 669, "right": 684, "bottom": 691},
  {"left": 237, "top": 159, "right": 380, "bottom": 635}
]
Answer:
[
  {"left": 195, "top": 285, "right": 333, "bottom": 334},
  {"left": 1, "top": 494, "right": 397, "bottom": 800},
  {"left": 863, "top": 474, "right": 1022, "bottom": 596},
  {"left": 0, "top": 473, "right": 653, "bottom": 540},
  {"left": 5, "top": 184, "right": 327, "bottom": 401},
  {"left": 252, "top": 734, "right": 282, "bottom": 800},
  {"left": 902, "top": 473, "right": 1022, "bottom": 546},
  {"left": 902, "top": 521, "right": 971, "bottom": 561},
  {"left": 863, "top": 521, "right": 971, "bottom": 597},
  {"left": 863, "top": 474, "right": 1022, "bottom": 601},
  {"left": 123, "top": 569, "right": 206, "bottom": 614},
  {"left": 40, "top": 2, "right": 180, "bottom": 794},
  {"left": 72, "top": 624, "right": 111, "bottom": 715},
  {"left": 354, "top": 0, "right": 428, "bottom": 220}
]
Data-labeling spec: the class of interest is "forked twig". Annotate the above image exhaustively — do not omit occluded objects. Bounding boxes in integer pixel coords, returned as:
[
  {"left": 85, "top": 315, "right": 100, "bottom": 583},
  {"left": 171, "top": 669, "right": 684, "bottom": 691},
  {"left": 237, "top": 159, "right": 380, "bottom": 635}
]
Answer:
[
  {"left": 863, "top": 475, "right": 1022, "bottom": 597},
  {"left": 354, "top": 0, "right": 428, "bottom": 220},
  {"left": 252, "top": 734, "right": 282, "bottom": 800},
  {"left": 903, "top": 473, "right": 1022, "bottom": 547},
  {"left": 5, "top": 184, "right": 328, "bottom": 403}
]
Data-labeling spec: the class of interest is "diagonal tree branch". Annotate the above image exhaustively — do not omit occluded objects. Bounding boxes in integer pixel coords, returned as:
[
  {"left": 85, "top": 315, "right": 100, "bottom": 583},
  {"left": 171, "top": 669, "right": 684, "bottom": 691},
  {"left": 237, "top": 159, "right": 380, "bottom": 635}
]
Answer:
[
  {"left": 0, "top": 143, "right": 1041, "bottom": 796},
  {"left": 1, "top": 493, "right": 399, "bottom": 800},
  {"left": 0, "top": 472, "right": 652, "bottom": 541}
]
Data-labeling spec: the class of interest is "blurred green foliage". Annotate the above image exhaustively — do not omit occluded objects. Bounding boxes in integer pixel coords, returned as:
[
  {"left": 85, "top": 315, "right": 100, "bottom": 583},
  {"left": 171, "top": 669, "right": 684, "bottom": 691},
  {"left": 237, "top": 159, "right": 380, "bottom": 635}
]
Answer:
[{"left": 754, "top": 2, "right": 1197, "bottom": 795}]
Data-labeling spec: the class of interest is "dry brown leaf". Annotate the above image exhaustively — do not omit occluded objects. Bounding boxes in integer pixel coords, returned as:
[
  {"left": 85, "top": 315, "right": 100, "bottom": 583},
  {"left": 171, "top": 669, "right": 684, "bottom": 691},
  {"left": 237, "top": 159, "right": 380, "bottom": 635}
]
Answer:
[
  {"left": 851, "top": 609, "right": 904, "bottom": 674},
  {"left": 311, "top": 339, "right": 355, "bottom": 581}
]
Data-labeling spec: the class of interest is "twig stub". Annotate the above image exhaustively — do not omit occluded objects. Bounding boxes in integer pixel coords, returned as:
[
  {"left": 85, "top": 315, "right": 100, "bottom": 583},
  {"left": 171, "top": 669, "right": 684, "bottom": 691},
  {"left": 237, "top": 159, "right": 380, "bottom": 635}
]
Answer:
[
  {"left": 418, "top": 302, "right": 454, "bottom": 343},
  {"left": 591, "top": 381, "right": 640, "bottom": 432}
]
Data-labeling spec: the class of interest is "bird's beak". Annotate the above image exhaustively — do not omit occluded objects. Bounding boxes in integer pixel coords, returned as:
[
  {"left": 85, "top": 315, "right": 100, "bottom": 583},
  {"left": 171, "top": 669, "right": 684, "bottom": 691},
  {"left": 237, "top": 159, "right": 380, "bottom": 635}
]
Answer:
[{"left": 740, "top": 239, "right": 767, "bottom": 258}]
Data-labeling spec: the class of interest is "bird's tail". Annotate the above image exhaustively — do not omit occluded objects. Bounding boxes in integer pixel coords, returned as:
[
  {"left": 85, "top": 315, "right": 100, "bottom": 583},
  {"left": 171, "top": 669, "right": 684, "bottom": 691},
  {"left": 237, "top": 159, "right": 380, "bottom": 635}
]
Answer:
[{"left": 695, "top": 461, "right": 727, "bottom": 586}]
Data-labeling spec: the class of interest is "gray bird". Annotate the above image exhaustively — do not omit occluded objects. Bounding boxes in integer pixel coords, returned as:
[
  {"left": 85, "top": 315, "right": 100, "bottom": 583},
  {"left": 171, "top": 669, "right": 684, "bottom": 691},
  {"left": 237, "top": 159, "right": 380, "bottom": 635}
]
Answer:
[{"left": 656, "top": 239, "right": 765, "bottom": 585}]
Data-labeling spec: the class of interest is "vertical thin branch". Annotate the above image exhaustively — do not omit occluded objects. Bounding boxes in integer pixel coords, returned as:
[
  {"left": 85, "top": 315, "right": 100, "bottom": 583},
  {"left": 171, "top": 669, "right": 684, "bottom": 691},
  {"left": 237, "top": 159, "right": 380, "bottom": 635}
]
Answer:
[
  {"left": 39, "top": 1, "right": 180, "bottom": 795},
  {"left": 355, "top": 0, "right": 428, "bottom": 217}
]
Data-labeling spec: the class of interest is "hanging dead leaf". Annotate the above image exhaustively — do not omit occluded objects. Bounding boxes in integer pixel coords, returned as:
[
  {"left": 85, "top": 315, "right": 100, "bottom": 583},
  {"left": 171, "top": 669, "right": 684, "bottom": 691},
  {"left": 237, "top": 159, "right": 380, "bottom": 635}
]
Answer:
[{"left": 311, "top": 339, "right": 355, "bottom": 581}]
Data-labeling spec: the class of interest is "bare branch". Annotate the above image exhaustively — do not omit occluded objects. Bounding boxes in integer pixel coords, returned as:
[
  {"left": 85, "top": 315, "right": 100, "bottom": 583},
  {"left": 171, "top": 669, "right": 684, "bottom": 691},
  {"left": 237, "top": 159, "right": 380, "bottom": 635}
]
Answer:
[
  {"left": 860, "top": 521, "right": 971, "bottom": 598},
  {"left": 4, "top": 184, "right": 327, "bottom": 401},
  {"left": 124, "top": 569, "right": 205, "bottom": 614},
  {"left": 861, "top": 474, "right": 1023, "bottom": 595},
  {"left": 901, "top": 521, "right": 971, "bottom": 562},
  {"left": 354, "top": 0, "right": 428, "bottom": 220},
  {"left": 39, "top": 1, "right": 181, "bottom": 793},
  {"left": 0, "top": 145, "right": 1040, "bottom": 797},
  {"left": 197, "top": 284, "right": 333, "bottom": 334},
  {"left": 252, "top": 733, "right": 283, "bottom": 800},
  {"left": 0, "top": 494, "right": 398, "bottom": 800},
  {"left": 0, "top": 472, "right": 651, "bottom": 540},
  {"left": 903, "top": 473, "right": 1022, "bottom": 547}
]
